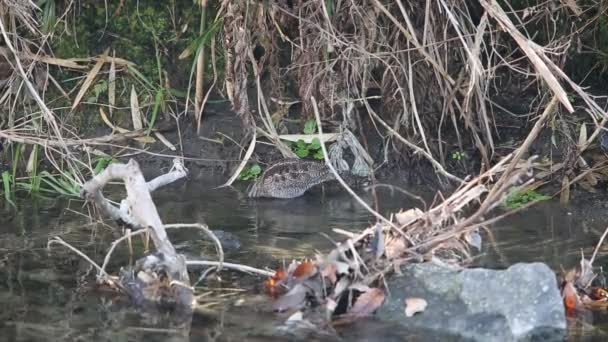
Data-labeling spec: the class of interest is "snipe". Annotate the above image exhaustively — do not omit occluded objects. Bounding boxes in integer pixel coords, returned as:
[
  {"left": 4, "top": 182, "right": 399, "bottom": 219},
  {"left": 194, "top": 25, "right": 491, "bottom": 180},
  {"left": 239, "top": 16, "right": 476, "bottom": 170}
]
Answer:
[{"left": 247, "top": 158, "right": 363, "bottom": 199}]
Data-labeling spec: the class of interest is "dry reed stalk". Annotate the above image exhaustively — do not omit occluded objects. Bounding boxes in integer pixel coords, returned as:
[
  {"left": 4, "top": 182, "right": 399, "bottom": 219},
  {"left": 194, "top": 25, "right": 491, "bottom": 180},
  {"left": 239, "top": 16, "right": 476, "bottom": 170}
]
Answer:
[{"left": 195, "top": 0, "right": 207, "bottom": 134}]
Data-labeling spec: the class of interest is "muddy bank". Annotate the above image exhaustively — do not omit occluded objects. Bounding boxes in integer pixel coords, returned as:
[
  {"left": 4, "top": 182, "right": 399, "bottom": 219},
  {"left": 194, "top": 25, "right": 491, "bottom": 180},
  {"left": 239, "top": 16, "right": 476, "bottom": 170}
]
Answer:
[
  {"left": 92, "top": 99, "right": 466, "bottom": 184},
  {"left": 43, "top": 67, "right": 608, "bottom": 209}
]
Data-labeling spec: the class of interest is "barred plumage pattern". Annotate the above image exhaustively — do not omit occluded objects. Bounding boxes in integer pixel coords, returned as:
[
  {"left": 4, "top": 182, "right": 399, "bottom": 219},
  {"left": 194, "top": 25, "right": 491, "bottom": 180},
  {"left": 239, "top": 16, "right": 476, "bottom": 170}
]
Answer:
[{"left": 248, "top": 159, "right": 359, "bottom": 199}]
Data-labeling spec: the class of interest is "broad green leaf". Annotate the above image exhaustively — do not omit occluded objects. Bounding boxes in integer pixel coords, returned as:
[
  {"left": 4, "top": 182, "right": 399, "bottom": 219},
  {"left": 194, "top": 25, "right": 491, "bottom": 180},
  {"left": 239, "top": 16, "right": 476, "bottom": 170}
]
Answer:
[
  {"left": 250, "top": 164, "right": 262, "bottom": 176},
  {"left": 295, "top": 148, "right": 309, "bottom": 158}
]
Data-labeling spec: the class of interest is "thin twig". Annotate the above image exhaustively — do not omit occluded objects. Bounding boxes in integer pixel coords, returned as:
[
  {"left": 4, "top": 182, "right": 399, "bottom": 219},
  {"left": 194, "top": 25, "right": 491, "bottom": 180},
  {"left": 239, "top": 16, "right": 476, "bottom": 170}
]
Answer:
[
  {"left": 48, "top": 237, "right": 107, "bottom": 277},
  {"left": 166, "top": 223, "right": 224, "bottom": 272},
  {"left": 186, "top": 260, "right": 274, "bottom": 277}
]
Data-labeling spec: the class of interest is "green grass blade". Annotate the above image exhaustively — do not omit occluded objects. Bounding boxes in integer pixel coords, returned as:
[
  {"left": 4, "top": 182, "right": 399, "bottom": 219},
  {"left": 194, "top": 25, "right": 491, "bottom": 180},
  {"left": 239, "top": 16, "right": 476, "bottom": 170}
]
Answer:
[
  {"left": 147, "top": 89, "right": 164, "bottom": 136},
  {"left": 127, "top": 64, "right": 155, "bottom": 91},
  {"left": 2, "top": 171, "right": 15, "bottom": 207}
]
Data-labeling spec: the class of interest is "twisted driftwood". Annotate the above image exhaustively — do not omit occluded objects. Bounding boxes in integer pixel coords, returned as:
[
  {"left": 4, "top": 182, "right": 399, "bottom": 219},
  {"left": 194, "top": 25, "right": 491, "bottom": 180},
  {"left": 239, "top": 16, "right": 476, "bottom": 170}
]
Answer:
[{"left": 80, "top": 158, "right": 193, "bottom": 312}]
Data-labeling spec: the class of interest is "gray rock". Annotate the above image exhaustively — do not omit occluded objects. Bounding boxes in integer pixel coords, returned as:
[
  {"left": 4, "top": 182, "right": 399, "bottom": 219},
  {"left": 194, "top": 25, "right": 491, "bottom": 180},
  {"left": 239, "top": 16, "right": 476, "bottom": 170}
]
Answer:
[{"left": 377, "top": 262, "right": 566, "bottom": 341}]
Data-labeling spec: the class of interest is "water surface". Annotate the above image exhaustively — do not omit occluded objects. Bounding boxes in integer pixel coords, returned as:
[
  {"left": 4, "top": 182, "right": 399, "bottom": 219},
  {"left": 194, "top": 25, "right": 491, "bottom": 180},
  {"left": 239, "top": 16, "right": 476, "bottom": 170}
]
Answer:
[{"left": 2, "top": 178, "right": 608, "bottom": 340}]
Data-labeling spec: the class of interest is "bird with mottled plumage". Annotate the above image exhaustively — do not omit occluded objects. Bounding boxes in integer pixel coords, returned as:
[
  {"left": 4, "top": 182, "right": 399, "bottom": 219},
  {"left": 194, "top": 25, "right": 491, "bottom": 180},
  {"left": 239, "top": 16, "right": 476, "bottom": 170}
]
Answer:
[{"left": 247, "top": 159, "right": 365, "bottom": 199}]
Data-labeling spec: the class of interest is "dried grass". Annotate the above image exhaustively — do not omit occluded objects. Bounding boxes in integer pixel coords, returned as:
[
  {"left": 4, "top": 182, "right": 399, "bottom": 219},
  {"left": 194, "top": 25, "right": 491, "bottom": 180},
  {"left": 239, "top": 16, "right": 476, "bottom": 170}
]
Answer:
[{"left": 212, "top": 0, "right": 608, "bottom": 193}]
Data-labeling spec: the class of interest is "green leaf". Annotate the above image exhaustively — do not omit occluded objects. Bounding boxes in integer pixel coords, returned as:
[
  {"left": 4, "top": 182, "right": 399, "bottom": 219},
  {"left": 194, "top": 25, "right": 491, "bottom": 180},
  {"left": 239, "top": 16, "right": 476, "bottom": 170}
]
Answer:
[
  {"left": 147, "top": 89, "right": 164, "bottom": 136},
  {"left": 2, "top": 171, "right": 15, "bottom": 207},
  {"left": 325, "top": 0, "right": 334, "bottom": 17},
  {"left": 310, "top": 137, "right": 321, "bottom": 149},
  {"left": 304, "top": 120, "right": 317, "bottom": 134},
  {"left": 238, "top": 164, "right": 263, "bottom": 181},
  {"left": 296, "top": 139, "right": 307, "bottom": 148},
  {"left": 93, "top": 80, "right": 108, "bottom": 96},
  {"left": 41, "top": 0, "right": 56, "bottom": 34},
  {"left": 295, "top": 148, "right": 309, "bottom": 158},
  {"left": 127, "top": 64, "right": 156, "bottom": 91},
  {"left": 313, "top": 150, "right": 324, "bottom": 160},
  {"left": 179, "top": 18, "right": 224, "bottom": 60},
  {"left": 167, "top": 88, "right": 188, "bottom": 98},
  {"left": 249, "top": 164, "right": 262, "bottom": 176},
  {"left": 503, "top": 189, "right": 551, "bottom": 209},
  {"left": 39, "top": 171, "right": 80, "bottom": 196},
  {"left": 94, "top": 157, "right": 112, "bottom": 175},
  {"left": 12, "top": 144, "right": 23, "bottom": 186},
  {"left": 39, "top": 177, "right": 72, "bottom": 196}
]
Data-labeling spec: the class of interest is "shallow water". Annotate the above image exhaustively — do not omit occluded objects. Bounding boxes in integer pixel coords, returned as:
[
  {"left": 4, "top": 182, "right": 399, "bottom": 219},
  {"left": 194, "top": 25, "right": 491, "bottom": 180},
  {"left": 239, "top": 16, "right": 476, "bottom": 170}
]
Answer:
[{"left": 2, "top": 178, "right": 608, "bottom": 341}]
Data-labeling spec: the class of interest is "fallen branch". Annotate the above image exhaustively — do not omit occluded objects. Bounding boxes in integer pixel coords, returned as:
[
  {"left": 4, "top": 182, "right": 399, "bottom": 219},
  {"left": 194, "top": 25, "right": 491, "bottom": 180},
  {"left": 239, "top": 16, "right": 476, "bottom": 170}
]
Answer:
[{"left": 79, "top": 158, "right": 193, "bottom": 309}]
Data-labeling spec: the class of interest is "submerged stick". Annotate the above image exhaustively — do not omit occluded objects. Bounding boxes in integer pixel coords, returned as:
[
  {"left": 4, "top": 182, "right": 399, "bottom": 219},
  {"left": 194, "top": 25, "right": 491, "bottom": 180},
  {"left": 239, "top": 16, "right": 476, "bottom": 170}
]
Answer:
[
  {"left": 48, "top": 237, "right": 107, "bottom": 277},
  {"left": 100, "top": 228, "right": 149, "bottom": 276}
]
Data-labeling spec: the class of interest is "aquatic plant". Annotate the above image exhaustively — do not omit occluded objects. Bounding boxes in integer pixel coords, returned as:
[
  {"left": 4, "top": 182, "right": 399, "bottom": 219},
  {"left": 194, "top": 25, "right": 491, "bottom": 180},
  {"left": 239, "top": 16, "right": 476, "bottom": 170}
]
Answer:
[
  {"left": 238, "top": 164, "right": 262, "bottom": 181},
  {"left": 503, "top": 189, "right": 552, "bottom": 210},
  {"left": 292, "top": 138, "right": 324, "bottom": 160}
]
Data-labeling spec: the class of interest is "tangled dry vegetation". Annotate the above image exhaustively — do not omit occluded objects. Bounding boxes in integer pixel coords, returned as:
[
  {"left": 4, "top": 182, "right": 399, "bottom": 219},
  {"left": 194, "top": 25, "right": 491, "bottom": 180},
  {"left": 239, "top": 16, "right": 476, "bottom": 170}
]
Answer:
[
  {"left": 3, "top": 0, "right": 608, "bottom": 325},
  {"left": 220, "top": 0, "right": 608, "bottom": 199}
]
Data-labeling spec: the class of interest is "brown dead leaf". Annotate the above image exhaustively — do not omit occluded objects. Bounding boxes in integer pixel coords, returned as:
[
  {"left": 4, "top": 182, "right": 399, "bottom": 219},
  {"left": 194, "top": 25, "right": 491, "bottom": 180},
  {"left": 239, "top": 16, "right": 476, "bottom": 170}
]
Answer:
[
  {"left": 560, "top": 176, "right": 570, "bottom": 207},
  {"left": 264, "top": 268, "right": 287, "bottom": 297},
  {"left": 130, "top": 86, "right": 143, "bottom": 131},
  {"left": 321, "top": 262, "right": 338, "bottom": 284},
  {"left": 587, "top": 287, "right": 608, "bottom": 302},
  {"left": 596, "top": 165, "right": 608, "bottom": 177},
  {"left": 562, "top": 281, "right": 581, "bottom": 311},
  {"left": 563, "top": 267, "right": 579, "bottom": 283},
  {"left": 79, "top": 56, "right": 132, "bottom": 66},
  {"left": 71, "top": 48, "right": 109, "bottom": 110},
  {"left": 349, "top": 288, "right": 385, "bottom": 317},
  {"left": 584, "top": 171, "right": 599, "bottom": 186},
  {"left": 395, "top": 208, "right": 423, "bottom": 226},
  {"left": 270, "top": 105, "right": 289, "bottom": 123},
  {"left": 536, "top": 162, "right": 564, "bottom": 179},
  {"left": 404, "top": 297, "right": 427, "bottom": 317},
  {"left": 579, "top": 258, "right": 595, "bottom": 288},
  {"left": 292, "top": 260, "right": 317, "bottom": 281},
  {"left": 99, "top": 108, "right": 128, "bottom": 133},
  {"left": 385, "top": 235, "right": 407, "bottom": 259},
  {"left": 578, "top": 179, "right": 597, "bottom": 193},
  {"left": 132, "top": 136, "right": 156, "bottom": 144},
  {"left": 29, "top": 54, "right": 87, "bottom": 69},
  {"left": 561, "top": 0, "right": 582, "bottom": 16},
  {"left": 108, "top": 50, "right": 116, "bottom": 116},
  {"left": 154, "top": 132, "right": 176, "bottom": 151},
  {"left": 578, "top": 122, "right": 587, "bottom": 151}
]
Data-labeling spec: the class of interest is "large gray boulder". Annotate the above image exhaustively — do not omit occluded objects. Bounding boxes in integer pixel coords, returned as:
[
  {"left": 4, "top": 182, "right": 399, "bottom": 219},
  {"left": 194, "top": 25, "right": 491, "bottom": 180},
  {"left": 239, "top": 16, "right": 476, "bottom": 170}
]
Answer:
[{"left": 377, "top": 262, "right": 566, "bottom": 341}]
